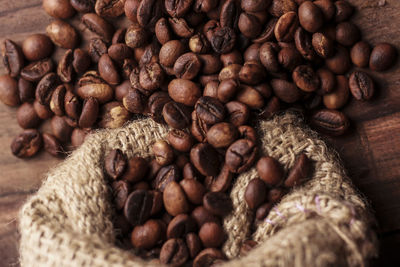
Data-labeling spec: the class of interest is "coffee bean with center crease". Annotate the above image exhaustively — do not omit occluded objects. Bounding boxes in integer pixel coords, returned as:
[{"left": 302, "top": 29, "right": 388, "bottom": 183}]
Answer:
[
  {"left": 190, "top": 143, "right": 221, "bottom": 176},
  {"left": 239, "top": 61, "right": 266, "bottom": 85},
  {"left": 173, "top": 52, "right": 202, "bottom": 80},
  {"left": 205, "top": 164, "right": 233, "bottom": 193},
  {"left": 259, "top": 42, "right": 281, "bottom": 72},
  {"left": 148, "top": 91, "right": 171, "bottom": 123},
  {"left": 0, "top": 75, "right": 19, "bottom": 106},
  {"left": 11, "top": 129, "right": 42, "bottom": 158},
  {"left": 125, "top": 23, "right": 148, "bottom": 48},
  {"left": 124, "top": 189, "right": 153, "bottom": 226},
  {"left": 274, "top": 11, "right": 299, "bottom": 42},
  {"left": 160, "top": 238, "right": 189, "bottom": 266},
  {"left": 139, "top": 62, "right": 164, "bottom": 92},
  {"left": 154, "top": 164, "right": 180, "bottom": 192},
  {"left": 50, "top": 85, "right": 66, "bottom": 116},
  {"left": 64, "top": 90, "right": 82, "bottom": 119},
  {"left": 203, "top": 191, "right": 232, "bottom": 217},
  {"left": 285, "top": 153, "right": 311, "bottom": 187},
  {"left": 225, "top": 101, "right": 249, "bottom": 126},
  {"left": 211, "top": 27, "right": 236, "bottom": 54},
  {"left": 238, "top": 12, "right": 262, "bottom": 39},
  {"left": 310, "top": 109, "right": 349, "bottom": 136},
  {"left": 225, "top": 139, "right": 258, "bottom": 173},
  {"left": 131, "top": 219, "right": 163, "bottom": 249},
  {"left": 70, "top": 0, "right": 96, "bottom": 13},
  {"left": 153, "top": 140, "right": 174, "bottom": 166},
  {"left": 180, "top": 178, "right": 206, "bottom": 205},
  {"left": 104, "top": 149, "right": 127, "bottom": 180},
  {"left": 312, "top": 32, "right": 334, "bottom": 58},
  {"left": 316, "top": 68, "right": 336, "bottom": 95},
  {"left": 57, "top": 50, "right": 73, "bottom": 83},
  {"left": 165, "top": 0, "right": 193, "bottom": 18},
  {"left": 42, "top": 133, "right": 63, "bottom": 157},
  {"left": 79, "top": 97, "right": 99, "bottom": 128},
  {"left": 167, "top": 129, "right": 193, "bottom": 152},
  {"left": 167, "top": 214, "right": 196, "bottom": 239},
  {"left": 98, "top": 101, "right": 131, "bottom": 129},
  {"left": 82, "top": 13, "right": 114, "bottom": 43},
  {"left": 162, "top": 101, "right": 191, "bottom": 129},
  {"left": 20, "top": 58, "right": 54, "bottom": 82},
  {"left": 323, "top": 75, "right": 349, "bottom": 109},
  {"left": 2, "top": 40, "right": 24, "bottom": 77},
  {"left": 35, "top": 73, "right": 58, "bottom": 105},
  {"left": 206, "top": 122, "right": 238, "bottom": 148},
  {"left": 77, "top": 71, "right": 114, "bottom": 103},
  {"left": 294, "top": 27, "right": 317, "bottom": 61},
  {"left": 155, "top": 18, "right": 173, "bottom": 45},
  {"left": 369, "top": 43, "right": 397, "bottom": 72},
  {"left": 349, "top": 71, "right": 374, "bottom": 101},
  {"left": 169, "top": 17, "right": 194, "bottom": 38},
  {"left": 193, "top": 248, "right": 226, "bottom": 267},
  {"left": 292, "top": 65, "right": 320, "bottom": 92},
  {"left": 89, "top": 38, "right": 108, "bottom": 63},
  {"left": 98, "top": 54, "right": 120, "bottom": 85},
  {"left": 195, "top": 96, "right": 225, "bottom": 125},
  {"left": 137, "top": 0, "right": 162, "bottom": 27},
  {"left": 95, "top": 0, "right": 125, "bottom": 17},
  {"left": 123, "top": 88, "right": 147, "bottom": 114},
  {"left": 108, "top": 43, "right": 133, "bottom": 63}
]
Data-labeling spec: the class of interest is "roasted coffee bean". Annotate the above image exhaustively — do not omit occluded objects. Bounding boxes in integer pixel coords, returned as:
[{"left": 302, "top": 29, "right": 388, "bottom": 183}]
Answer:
[
  {"left": 122, "top": 59, "right": 136, "bottom": 80},
  {"left": 267, "top": 187, "right": 285, "bottom": 203},
  {"left": 195, "top": 96, "right": 225, "bottom": 125},
  {"left": 310, "top": 109, "right": 349, "bottom": 136},
  {"left": 218, "top": 63, "right": 241, "bottom": 81},
  {"left": 70, "top": 128, "right": 88, "bottom": 148},
  {"left": 183, "top": 162, "right": 199, "bottom": 179},
  {"left": 150, "top": 190, "right": 163, "bottom": 215},
  {"left": 193, "top": 248, "right": 226, "bottom": 267},
  {"left": 49, "top": 85, "right": 66, "bottom": 116},
  {"left": 175, "top": 154, "right": 189, "bottom": 169},
  {"left": 64, "top": 90, "right": 81, "bottom": 120},
  {"left": 147, "top": 159, "right": 162, "bottom": 181},
  {"left": 190, "top": 111, "right": 209, "bottom": 142},
  {"left": 217, "top": 78, "right": 239, "bottom": 104},
  {"left": 225, "top": 101, "right": 249, "bottom": 127},
  {"left": 79, "top": 97, "right": 99, "bottom": 128},
  {"left": 17, "top": 78, "right": 34, "bottom": 103},
  {"left": 349, "top": 71, "right": 374, "bottom": 101},
  {"left": 312, "top": 32, "right": 334, "bottom": 58},
  {"left": 43, "top": 0, "right": 75, "bottom": 19},
  {"left": 173, "top": 53, "right": 202, "bottom": 80},
  {"left": 167, "top": 129, "right": 193, "bottom": 153},
  {"left": 111, "top": 28, "right": 127, "bottom": 44},
  {"left": 245, "top": 178, "right": 267, "bottom": 210},
  {"left": 160, "top": 238, "right": 189, "bottom": 266},
  {"left": 139, "top": 62, "right": 164, "bottom": 92},
  {"left": 369, "top": 43, "right": 397, "bottom": 71},
  {"left": 163, "top": 101, "right": 191, "bottom": 129},
  {"left": 203, "top": 192, "right": 232, "bottom": 217},
  {"left": 77, "top": 71, "right": 114, "bottom": 103},
  {"left": 33, "top": 100, "right": 53, "bottom": 119},
  {"left": 255, "top": 202, "right": 273, "bottom": 220},
  {"left": 0, "top": 75, "right": 19, "bottom": 106},
  {"left": 334, "top": 0, "right": 354, "bottom": 22},
  {"left": 168, "top": 79, "right": 201, "bottom": 107},
  {"left": 316, "top": 68, "right": 336, "bottom": 95},
  {"left": 169, "top": 17, "right": 194, "bottom": 38},
  {"left": 241, "top": 0, "right": 269, "bottom": 12},
  {"left": 159, "top": 40, "right": 186, "bottom": 68},
  {"left": 186, "top": 233, "right": 202, "bottom": 259},
  {"left": 123, "top": 88, "right": 147, "bottom": 114},
  {"left": 258, "top": 96, "right": 281, "bottom": 120},
  {"left": 82, "top": 13, "right": 114, "bottom": 43},
  {"left": 239, "top": 61, "right": 266, "bottom": 85},
  {"left": 206, "top": 122, "right": 238, "bottom": 149},
  {"left": 235, "top": 85, "right": 264, "bottom": 109},
  {"left": 335, "top": 22, "right": 360, "bottom": 47},
  {"left": 167, "top": 214, "right": 196, "bottom": 239},
  {"left": 46, "top": 20, "right": 78, "bottom": 49},
  {"left": 124, "top": 0, "right": 140, "bottom": 22},
  {"left": 148, "top": 91, "right": 171, "bottom": 123},
  {"left": 211, "top": 27, "right": 236, "bottom": 54},
  {"left": 51, "top": 116, "right": 73, "bottom": 143},
  {"left": 292, "top": 65, "right": 320, "bottom": 92},
  {"left": 313, "top": 0, "right": 335, "bottom": 21},
  {"left": 105, "top": 149, "right": 127, "bottom": 180},
  {"left": 95, "top": 0, "right": 125, "bottom": 17},
  {"left": 240, "top": 240, "right": 258, "bottom": 256},
  {"left": 58, "top": 50, "right": 74, "bottom": 84},
  {"left": 253, "top": 18, "right": 278, "bottom": 43},
  {"left": 298, "top": 1, "right": 323, "bottom": 33},
  {"left": 221, "top": 50, "right": 243, "bottom": 66},
  {"left": 2, "top": 39, "right": 24, "bottom": 78},
  {"left": 205, "top": 164, "right": 233, "bottom": 193},
  {"left": 323, "top": 75, "right": 349, "bottom": 109},
  {"left": 16, "top": 102, "right": 41, "bottom": 129},
  {"left": 274, "top": 11, "right": 299, "bottom": 42},
  {"left": 154, "top": 165, "right": 180, "bottom": 192},
  {"left": 125, "top": 23, "right": 148, "bottom": 48},
  {"left": 180, "top": 178, "right": 206, "bottom": 205},
  {"left": 268, "top": 0, "right": 297, "bottom": 18},
  {"left": 108, "top": 43, "right": 133, "bottom": 64},
  {"left": 124, "top": 189, "right": 153, "bottom": 226},
  {"left": 220, "top": 0, "right": 239, "bottom": 29},
  {"left": 42, "top": 133, "right": 63, "bottom": 157},
  {"left": 199, "top": 222, "right": 224, "bottom": 248},
  {"left": 225, "top": 139, "right": 257, "bottom": 173},
  {"left": 165, "top": 0, "right": 192, "bottom": 17},
  {"left": 325, "top": 46, "right": 351, "bottom": 74},
  {"left": 257, "top": 156, "right": 284, "bottom": 186},
  {"left": 11, "top": 129, "right": 42, "bottom": 158},
  {"left": 191, "top": 206, "right": 220, "bottom": 228},
  {"left": 70, "top": 0, "right": 95, "bottom": 13},
  {"left": 22, "top": 34, "right": 53, "bottom": 61},
  {"left": 89, "top": 38, "right": 108, "bottom": 63},
  {"left": 278, "top": 46, "right": 303, "bottom": 71},
  {"left": 193, "top": 0, "right": 217, "bottom": 13},
  {"left": 259, "top": 42, "right": 280, "bottom": 72},
  {"left": 155, "top": 18, "right": 172, "bottom": 45},
  {"left": 350, "top": 41, "right": 371, "bottom": 68},
  {"left": 137, "top": 0, "right": 162, "bottom": 27},
  {"left": 244, "top": 43, "right": 261, "bottom": 62},
  {"left": 294, "top": 27, "right": 317, "bottom": 61},
  {"left": 163, "top": 181, "right": 190, "bottom": 216},
  {"left": 203, "top": 81, "right": 219, "bottom": 98},
  {"left": 111, "top": 180, "right": 131, "bottom": 210},
  {"left": 189, "top": 34, "right": 210, "bottom": 54},
  {"left": 238, "top": 13, "right": 262, "bottom": 39},
  {"left": 35, "top": 73, "right": 58, "bottom": 105},
  {"left": 98, "top": 54, "right": 120, "bottom": 85},
  {"left": 98, "top": 101, "right": 130, "bottom": 129},
  {"left": 190, "top": 143, "right": 221, "bottom": 176},
  {"left": 285, "top": 153, "right": 311, "bottom": 187},
  {"left": 131, "top": 219, "right": 162, "bottom": 249},
  {"left": 153, "top": 140, "right": 174, "bottom": 166},
  {"left": 20, "top": 58, "right": 54, "bottom": 82}
]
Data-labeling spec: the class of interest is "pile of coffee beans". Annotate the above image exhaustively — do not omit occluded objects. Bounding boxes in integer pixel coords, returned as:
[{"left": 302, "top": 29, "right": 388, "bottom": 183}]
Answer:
[
  {"left": 105, "top": 142, "right": 311, "bottom": 266},
  {"left": 0, "top": 0, "right": 397, "bottom": 159}
]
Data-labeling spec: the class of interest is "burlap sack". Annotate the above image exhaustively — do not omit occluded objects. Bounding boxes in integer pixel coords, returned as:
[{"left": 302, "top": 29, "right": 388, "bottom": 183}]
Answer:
[{"left": 19, "top": 112, "right": 378, "bottom": 267}]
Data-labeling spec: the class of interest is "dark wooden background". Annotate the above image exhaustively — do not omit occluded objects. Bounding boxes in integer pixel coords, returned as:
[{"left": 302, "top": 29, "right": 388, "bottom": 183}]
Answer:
[{"left": 0, "top": 0, "right": 399, "bottom": 266}]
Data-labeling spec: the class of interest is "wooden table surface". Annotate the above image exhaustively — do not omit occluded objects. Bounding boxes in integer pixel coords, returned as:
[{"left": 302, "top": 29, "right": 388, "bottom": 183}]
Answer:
[{"left": 0, "top": 0, "right": 399, "bottom": 266}]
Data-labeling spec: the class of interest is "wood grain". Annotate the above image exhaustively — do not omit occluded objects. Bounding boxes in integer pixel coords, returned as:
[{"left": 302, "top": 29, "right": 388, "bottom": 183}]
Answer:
[{"left": 0, "top": 0, "right": 399, "bottom": 266}]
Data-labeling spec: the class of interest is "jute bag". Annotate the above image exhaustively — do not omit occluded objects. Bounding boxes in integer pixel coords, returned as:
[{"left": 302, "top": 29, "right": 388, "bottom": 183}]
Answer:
[{"left": 19, "top": 112, "right": 378, "bottom": 267}]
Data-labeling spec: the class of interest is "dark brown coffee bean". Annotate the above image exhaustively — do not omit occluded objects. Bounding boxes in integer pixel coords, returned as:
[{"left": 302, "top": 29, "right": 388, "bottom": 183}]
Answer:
[
  {"left": 195, "top": 96, "right": 225, "bottom": 125},
  {"left": 35, "top": 73, "right": 58, "bottom": 106},
  {"left": 160, "top": 238, "right": 189, "bottom": 266},
  {"left": 11, "top": 129, "right": 42, "bottom": 158},
  {"left": 163, "top": 181, "right": 190, "bottom": 216},
  {"left": 165, "top": 0, "right": 192, "bottom": 17},
  {"left": 168, "top": 79, "right": 201, "bottom": 107},
  {"left": 349, "top": 71, "right": 374, "bottom": 101},
  {"left": 334, "top": 0, "right": 354, "bottom": 22},
  {"left": 312, "top": 32, "right": 334, "bottom": 58},
  {"left": 131, "top": 219, "right": 162, "bottom": 249},
  {"left": 278, "top": 46, "right": 303, "bottom": 71},
  {"left": 211, "top": 27, "right": 236, "bottom": 54},
  {"left": 268, "top": 0, "right": 297, "bottom": 18},
  {"left": 203, "top": 192, "right": 232, "bottom": 217},
  {"left": 203, "top": 81, "right": 218, "bottom": 98},
  {"left": 323, "top": 75, "right": 349, "bottom": 109},
  {"left": 193, "top": 248, "right": 226, "bottom": 267},
  {"left": 180, "top": 178, "right": 206, "bottom": 205},
  {"left": 325, "top": 46, "right": 351, "bottom": 74},
  {"left": 108, "top": 43, "right": 133, "bottom": 64},
  {"left": 22, "top": 34, "right": 53, "bottom": 61},
  {"left": 124, "top": 189, "right": 153, "bottom": 226},
  {"left": 260, "top": 42, "right": 280, "bottom": 72},
  {"left": 98, "top": 101, "right": 130, "bottom": 129},
  {"left": 0, "top": 75, "right": 19, "bottom": 107},
  {"left": 82, "top": 13, "right": 114, "bottom": 43},
  {"left": 162, "top": 101, "right": 191, "bottom": 129},
  {"left": 122, "top": 59, "right": 136, "bottom": 80},
  {"left": 316, "top": 68, "right": 336, "bottom": 95},
  {"left": 190, "top": 143, "right": 221, "bottom": 176},
  {"left": 310, "top": 109, "right": 349, "bottom": 136},
  {"left": 194, "top": 0, "right": 217, "bottom": 12},
  {"left": 167, "top": 130, "right": 193, "bottom": 153},
  {"left": 2, "top": 40, "right": 24, "bottom": 78},
  {"left": 57, "top": 50, "right": 73, "bottom": 83},
  {"left": 186, "top": 233, "right": 202, "bottom": 259},
  {"left": 167, "top": 214, "right": 196, "bottom": 239},
  {"left": 51, "top": 116, "right": 73, "bottom": 142},
  {"left": 199, "top": 222, "right": 224, "bottom": 248},
  {"left": 225, "top": 139, "right": 257, "bottom": 174},
  {"left": 218, "top": 64, "right": 241, "bottom": 81},
  {"left": 16, "top": 102, "right": 41, "bottom": 129},
  {"left": 244, "top": 43, "right": 261, "bottom": 62},
  {"left": 255, "top": 202, "right": 273, "bottom": 220},
  {"left": 148, "top": 91, "right": 171, "bottom": 123},
  {"left": 204, "top": 164, "right": 233, "bottom": 193},
  {"left": 150, "top": 190, "right": 163, "bottom": 215},
  {"left": 313, "top": 0, "right": 335, "bottom": 21},
  {"left": 258, "top": 96, "right": 280, "bottom": 120},
  {"left": 147, "top": 159, "right": 162, "bottom": 181},
  {"left": 20, "top": 58, "right": 54, "bottom": 82},
  {"left": 239, "top": 61, "right": 266, "bottom": 85},
  {"left": 188, "top": 34, "right": 210, "bottom": 55},
  {"left": 79, "top": 97, "right": 99, "bottom": 128},
  {"left": 43, "top": 0, "right": 75, "bottom": 18},
  {"left": 70, "top": 0, "right": 95, "bottom": 13},
  {"left": 241, "top": 0, "right": 269, "bottom": 12},
  {"left": 33, "top": 100, "right": 53, "bottom": 120},
  {"left": 253, "top": 18, "right": 278, "bottom": 43},
  {"left": 225, "top": 101, "right": 249, "bottom": 127},
  {"left": 335, "top": 22, "right": 360, "bottom": 47},
  {"left": 191, "top": 110, "right": 211, "bottom": 142},
  {"left": 244, "top": 178, "right": 267, "bottom": 210},
  {"left": 42, "top": 133, "right": 63, "bottom": 157},
  {"left": 235, "top": 85, "right": 264, "bottom": 109},
  {"left": 124, "top": 0, "right": 140, "bottom": 22},
  {"left": 153, "top": 140, "right": 174, "bottom": 166},
  {"left": 159, "top": 40, "right": 186, "bottom": 68},
  {"left": 95, "top": 0, "right": 125, "bottom": 17},
  {"left": 64, "top": 91, "right": 81, "bottom": 120},
  {"left": 155, "top": 18, "right": 172, "bottom": 45},
  {"left": 77, "top": 71, "right": 114, "bottom": 103},
  {"left": 274, "top": 11, "right": 299, "bottom": 42},
  {"left": 191, "top": 206, "right": 220, "bottom": 228},
  {"left": 238, "top": 12, "right": 262, "bottom": 39},
  {"left": 221, "top": 50, "right": 243, "bottom": 66},
  {"left": 125, "top": 23, "right": 148, "bottom": 48},
  {"left": 183, "top": 162, "right": 201, "bottom": 180},
  {"left": 294, "top": 27, "right": 317, "bottom": 61},
  {"left": 139, "top": 41, "right": 161, "bottom": 66},
  {"left": 173, "top": 53, "right": 202, "bottom": 80},
  {"left": 88, "top": 38, "right": 107, "bottom": 63},
  {"left": 98, "top": 54, "right": 120, "bottom": 85},
  {"left": 49, "top": 85, "right": 66, "bottom": 116},
  {"left": 220, "top": 0, "right": 238, "bottom": 28},
  {"left": 206, "top": 122, "right": 238, "bottom": 149},
  {"left": 46, "top": 20, "right": 78, "bottom": 49},
  {"left": 285, "top": 153, "right": 311, "bottom": 187},
  {"left": 238, "top": 125, "right": 257, "bottom": 143},
  {"left": 350, "top": 41, "right": 371, "bottom": 68},
  {"left": 267, "top": 187, "right": 286, "bottom": 203},
  {"left": 369, "top": 43, "right": 397, "bottom": 72},
  {"left": 154, "top": 165, "right": 180, "bottom": 192},
  {"left": 139, "top": 62, "right": 164, "bottom": 92},
  {"left": 111, "top": 28, "right": 127, "bottom": 44},
  {"left": 105, "top": 149, "right": 127, "bottom": 180},
  {"left": 122, "top": 88, "right": 146, "bottom": 114},
  {"left": 257, "top": 156, "right": 284, "bottom": 186},
  {"left": 169, "top": 17, "right": 194, "bottom": 38},
  {"left": 17, "top": 78, "right": 34, "bottom": 103},
  {"left": 292, "top": 65, "right": 320, "bottom": 92},
  {"left": 137, "top": 0, "right": 162, "bottom": 27},
  {"left": 70, "top": 128, "right": 88, "bottom": 148},
  {"left": 111, "top": 179, "right": 131, "bottom": 210},
  {"left": 298, "top": 1, "right": 323, "bottom": 33},
  {"left": 240, "top": 240, "right": 258, "bottom": 256}
]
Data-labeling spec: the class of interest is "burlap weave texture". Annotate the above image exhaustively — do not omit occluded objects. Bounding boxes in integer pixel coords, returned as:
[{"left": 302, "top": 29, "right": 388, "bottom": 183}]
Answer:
[{"left": 19, "top": 112, "right": 378, "bottom": 267}]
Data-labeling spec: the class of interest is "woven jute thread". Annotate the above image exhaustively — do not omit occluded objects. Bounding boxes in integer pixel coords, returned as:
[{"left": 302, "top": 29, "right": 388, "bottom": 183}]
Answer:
[{"left": 19, "top": 112, "right": 378, "bottom": 267}]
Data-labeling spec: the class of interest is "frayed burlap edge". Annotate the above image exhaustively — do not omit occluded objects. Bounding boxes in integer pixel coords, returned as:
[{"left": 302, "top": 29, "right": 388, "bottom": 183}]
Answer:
[{"left": 19, "top": 112, "right": 378, "bottom": 267}]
